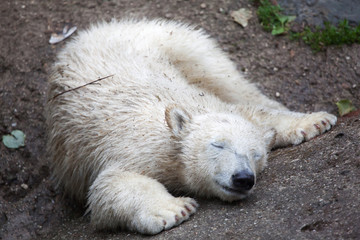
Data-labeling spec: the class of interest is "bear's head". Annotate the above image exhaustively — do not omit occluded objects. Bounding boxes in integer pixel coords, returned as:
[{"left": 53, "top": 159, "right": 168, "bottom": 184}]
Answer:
[{"left": 166, "top": 106, "right": 275, "bottom": 202}]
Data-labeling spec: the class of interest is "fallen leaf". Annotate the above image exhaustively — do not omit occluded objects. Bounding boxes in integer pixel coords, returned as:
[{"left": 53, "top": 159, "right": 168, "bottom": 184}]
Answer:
[
  {"left": 49, "top": 25, "right": 77, "bottom": 44},
  {"left": 2, "top": 130, "right": 26, "bottom": 149},
  {"left": 336, "top": 99, "right": 356, "bottom": 117},
  {"left": 231, "top": 8, "right": 253, "bottom": 27}
]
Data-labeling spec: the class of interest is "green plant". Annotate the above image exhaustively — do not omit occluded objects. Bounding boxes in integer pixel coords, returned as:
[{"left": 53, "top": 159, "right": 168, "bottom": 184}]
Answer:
[
  {"left": 292, "top": 20, "right": 360, "bottom": 51},
  {"left": 256, "top": 0, "right": 295, "bottom": 35},
  {"left": 255, "top": 1, "right": 360, "bottom": 51}
]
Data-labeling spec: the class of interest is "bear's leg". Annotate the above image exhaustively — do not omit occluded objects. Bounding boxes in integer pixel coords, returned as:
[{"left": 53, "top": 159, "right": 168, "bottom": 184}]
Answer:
[
  {"left": 161, "top": 32, "right": 286, "bottom": 110},
  {"left": 87, "top": 166, "right": 198, "bottom": 235},
  {"left": 238, "top": 106, "right": 337, "bottom": 148}
]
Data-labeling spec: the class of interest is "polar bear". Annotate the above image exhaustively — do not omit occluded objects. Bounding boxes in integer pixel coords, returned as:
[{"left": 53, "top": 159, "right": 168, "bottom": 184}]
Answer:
[{"left": 46, "top": 19, "right": 336, "bottom": 234}]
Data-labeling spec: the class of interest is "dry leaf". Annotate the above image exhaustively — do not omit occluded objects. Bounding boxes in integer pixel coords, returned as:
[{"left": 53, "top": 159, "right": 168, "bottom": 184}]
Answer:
[
  {"left": 336, "top": 99, "right": 356, "bottom": 117},
  {"left": 49, "top": 25, "right": 77, "bottom": 44},
  {"left": 2, "top": 130, "right": 26, "bottom": 149},
  {"left": 231, "top": 8, "right": 253, "bottom": 27}
]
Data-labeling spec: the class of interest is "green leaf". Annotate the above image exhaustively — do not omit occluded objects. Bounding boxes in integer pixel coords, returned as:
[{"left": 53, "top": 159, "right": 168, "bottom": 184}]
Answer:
[
  {"left": 277, "top": 15, "right": 296, "bottom": 25},
  {"left": 336, "top": 99, "right": 356, "bottom": 117},
  {"left": 272, "top": 26, "right": 285, "bottom": 35},
  {"left": 277, "top": 15, "right": 289, "bottom": 25},
  {"left": 286, "top": 15, "right": 296, "bottom": 23},
  {"left": 2, "top": 130, "right": 26, "bottom": 149}
]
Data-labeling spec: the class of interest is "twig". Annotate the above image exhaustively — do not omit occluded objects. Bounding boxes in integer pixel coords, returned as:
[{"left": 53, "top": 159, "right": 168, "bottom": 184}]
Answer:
[{"left": 50, "top": 74, "right": 115, "bottom": 101}]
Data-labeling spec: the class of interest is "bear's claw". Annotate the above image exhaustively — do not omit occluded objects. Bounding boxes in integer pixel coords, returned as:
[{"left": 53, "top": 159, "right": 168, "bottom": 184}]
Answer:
[
  {"left": 292, "top": 112, "right": 337, "bottom": 145},
  {"left": 134, "top": 197, "right": 198, "bottom": 234}
]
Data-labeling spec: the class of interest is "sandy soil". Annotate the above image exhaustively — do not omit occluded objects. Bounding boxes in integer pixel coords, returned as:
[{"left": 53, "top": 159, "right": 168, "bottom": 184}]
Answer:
[{"left": 0, "top": 0, "right": 359, "bottom": 239}]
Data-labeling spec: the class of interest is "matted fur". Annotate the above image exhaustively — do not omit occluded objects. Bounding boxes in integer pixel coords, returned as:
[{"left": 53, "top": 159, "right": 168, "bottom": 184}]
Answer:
[{"left": 46, "top": 19, "right": 336, "bottom": 234}]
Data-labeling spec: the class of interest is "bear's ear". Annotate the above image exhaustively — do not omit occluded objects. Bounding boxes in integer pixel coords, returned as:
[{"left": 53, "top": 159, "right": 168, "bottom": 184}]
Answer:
[
  {"left": 165, "top": 105, "right": 192, "bottom": 137},
  {"left": 264, "top": 128, "right": 276, "bottom": 150}
]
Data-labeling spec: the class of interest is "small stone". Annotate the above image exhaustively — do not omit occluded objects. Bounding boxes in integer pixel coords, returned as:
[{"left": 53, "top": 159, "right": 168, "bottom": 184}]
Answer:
[
  {"left": 11, "top": 122, "right": 17, "bottom": 127},
  {"left": 165, "top": 13, "right": 173, "bottom": 19},
  {"left": 200, "top": 3, "right": 206, "bottom": 9},
  {"left": 88, "top": 3, "right": 96, "bottom": 8},
  {"left": 290, "top": 49, "right": 296, "bottom": 58},
  {"left": 275, "top": 92, "right": 280, "bottom": 97},
  {"left": 341, "top": 83, "right": 350, "bottom": 89},
  {"left": 273, "top": 67, "right": 278, "bottom": 72},
  {"left": 345, "top": 56, "right": 350, "bottom": 60},
  {"left": 21, "top": 183, "right": 28, "bottom": 190}
]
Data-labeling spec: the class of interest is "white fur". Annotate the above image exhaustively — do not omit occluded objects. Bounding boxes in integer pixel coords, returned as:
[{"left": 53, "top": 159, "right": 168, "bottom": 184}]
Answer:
[{"left": 46, "top": 19, "right": 336, "bottom": 234}]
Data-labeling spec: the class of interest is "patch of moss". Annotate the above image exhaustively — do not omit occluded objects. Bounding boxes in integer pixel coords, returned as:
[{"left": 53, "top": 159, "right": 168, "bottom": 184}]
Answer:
[
  {"left": 291, "top": 20, "right": 360, "bottom": 51},
  {"left": 255, "top": 0, "right": 360, "bottom": 51}
]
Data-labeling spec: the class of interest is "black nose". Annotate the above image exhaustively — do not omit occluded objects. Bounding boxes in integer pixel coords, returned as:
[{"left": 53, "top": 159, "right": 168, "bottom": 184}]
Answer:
[{"left": 232, "top": 170, "right": 255, "bottom": 191}]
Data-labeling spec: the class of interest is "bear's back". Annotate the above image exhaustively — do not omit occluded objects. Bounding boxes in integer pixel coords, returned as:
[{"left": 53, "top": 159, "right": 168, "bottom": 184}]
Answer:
[{"left": 46, "top": 20, "right": 227, "bottom": 200}]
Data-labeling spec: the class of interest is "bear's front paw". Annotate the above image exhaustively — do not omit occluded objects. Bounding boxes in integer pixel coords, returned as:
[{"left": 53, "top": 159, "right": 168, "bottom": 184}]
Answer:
[
  {"left": 291, "top": 111, "right": 337, "bottom": 145},
  {"left": 132, "top": 197, "right": 198, "bottom": 235}
]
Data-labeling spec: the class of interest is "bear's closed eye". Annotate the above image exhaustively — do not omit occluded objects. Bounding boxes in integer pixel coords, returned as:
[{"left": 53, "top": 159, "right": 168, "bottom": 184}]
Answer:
[{"left": 211, "top": 142, "right": 225, "bottom": 149}]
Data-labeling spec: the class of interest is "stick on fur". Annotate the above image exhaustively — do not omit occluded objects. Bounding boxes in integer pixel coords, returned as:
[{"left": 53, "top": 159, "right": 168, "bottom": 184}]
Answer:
[{"left": 50, "top": 74, "right": 115, "bottom": 101}]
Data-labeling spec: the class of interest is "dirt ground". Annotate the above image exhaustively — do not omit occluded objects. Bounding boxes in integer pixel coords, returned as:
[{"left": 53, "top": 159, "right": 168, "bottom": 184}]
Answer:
[{"left": 0, "top": 0, "right": 359, "bottom": 239}]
